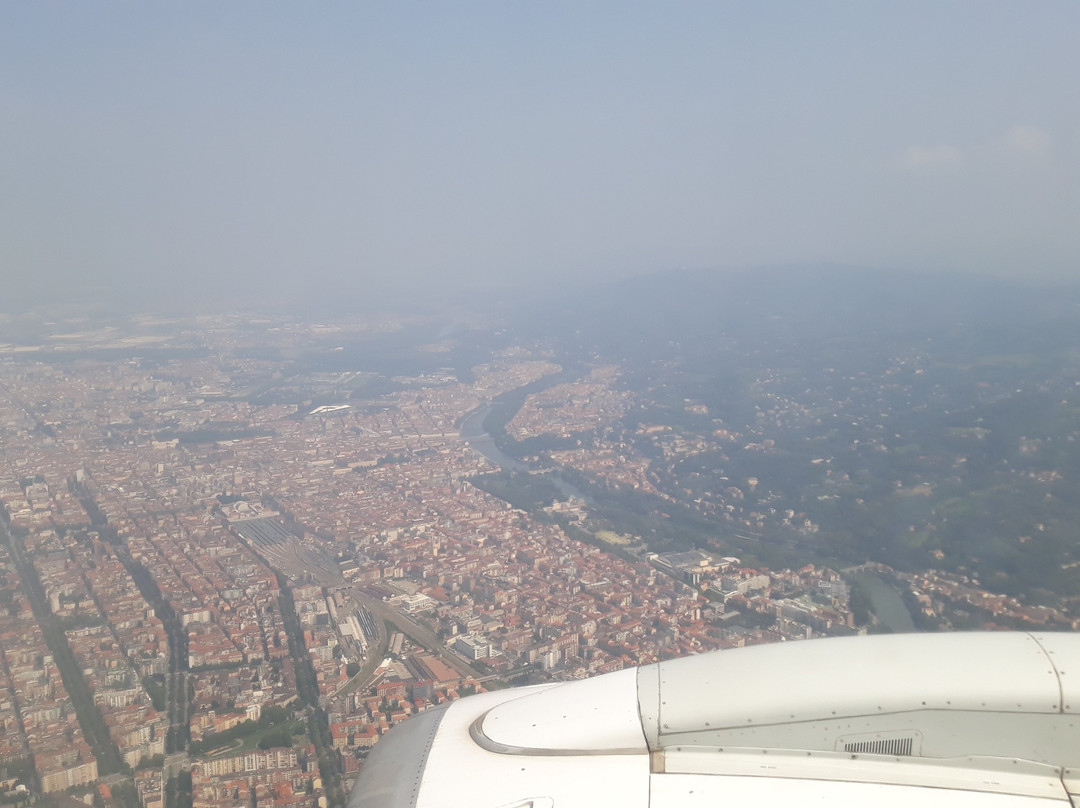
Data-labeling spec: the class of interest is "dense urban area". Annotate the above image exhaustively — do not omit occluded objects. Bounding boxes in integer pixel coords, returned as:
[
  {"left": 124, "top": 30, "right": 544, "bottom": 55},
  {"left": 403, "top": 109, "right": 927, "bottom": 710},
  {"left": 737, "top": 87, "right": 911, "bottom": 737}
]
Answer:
[{"left": 1, "top": 272, "right": 1079, "bottom": 808}]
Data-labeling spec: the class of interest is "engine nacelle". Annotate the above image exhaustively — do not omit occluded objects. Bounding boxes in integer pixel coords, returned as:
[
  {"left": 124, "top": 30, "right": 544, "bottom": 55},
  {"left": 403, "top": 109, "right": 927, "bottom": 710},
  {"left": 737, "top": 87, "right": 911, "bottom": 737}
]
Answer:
[{"left": 350, "top": 632, "right": 1080, "bottom": 808}]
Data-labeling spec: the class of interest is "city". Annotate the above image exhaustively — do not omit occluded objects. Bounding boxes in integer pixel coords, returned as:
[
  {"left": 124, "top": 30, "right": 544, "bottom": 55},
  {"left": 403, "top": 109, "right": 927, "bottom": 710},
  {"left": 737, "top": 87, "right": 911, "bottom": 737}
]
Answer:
[{"left": 2, "top": 301, "right": 1077, "bottom": 808}]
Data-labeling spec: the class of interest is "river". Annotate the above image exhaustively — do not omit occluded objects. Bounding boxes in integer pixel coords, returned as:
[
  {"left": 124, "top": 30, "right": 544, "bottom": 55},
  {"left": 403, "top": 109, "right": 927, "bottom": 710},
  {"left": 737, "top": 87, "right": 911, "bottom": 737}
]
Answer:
[
  {"left": 459, "top": 378, "right": 593, "bottom": 503},
  {"left": 459, "top": 404, "right": 531, "bottom": 472},
  {"left": 851, "top": 572, "right": 917, "bottom": 633}
]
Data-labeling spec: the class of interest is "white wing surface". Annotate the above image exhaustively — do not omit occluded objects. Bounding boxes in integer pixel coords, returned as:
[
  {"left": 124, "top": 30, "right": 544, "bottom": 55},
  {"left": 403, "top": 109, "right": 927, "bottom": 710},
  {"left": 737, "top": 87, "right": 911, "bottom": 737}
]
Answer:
[{"left": 349, "top": 632, "right": 1080, "bottom": 808}]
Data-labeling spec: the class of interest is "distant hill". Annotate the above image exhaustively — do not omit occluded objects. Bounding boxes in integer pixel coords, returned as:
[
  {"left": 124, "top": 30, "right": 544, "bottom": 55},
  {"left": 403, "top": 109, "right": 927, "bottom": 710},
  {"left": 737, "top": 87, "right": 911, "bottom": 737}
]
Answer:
[{"left": 508, "top": 265, "right": 1080, "bottom": 365}]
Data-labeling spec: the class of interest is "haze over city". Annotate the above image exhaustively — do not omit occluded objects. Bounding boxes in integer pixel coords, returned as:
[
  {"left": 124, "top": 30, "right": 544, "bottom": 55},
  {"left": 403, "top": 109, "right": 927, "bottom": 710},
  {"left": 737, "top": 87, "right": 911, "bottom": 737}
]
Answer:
[
  {"left": 3, "top": 5, "right": 1080, "bottom": 808},
  {"left": 3, "top": 2, "right": 1080, "bottom": 312}
]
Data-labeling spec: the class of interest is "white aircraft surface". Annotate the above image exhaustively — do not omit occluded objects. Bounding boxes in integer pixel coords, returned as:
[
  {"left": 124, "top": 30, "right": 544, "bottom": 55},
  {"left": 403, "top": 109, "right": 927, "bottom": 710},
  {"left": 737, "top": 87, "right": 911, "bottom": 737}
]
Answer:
[{"left": 348, "top": 632, "right": 1080, "bottom": 807}]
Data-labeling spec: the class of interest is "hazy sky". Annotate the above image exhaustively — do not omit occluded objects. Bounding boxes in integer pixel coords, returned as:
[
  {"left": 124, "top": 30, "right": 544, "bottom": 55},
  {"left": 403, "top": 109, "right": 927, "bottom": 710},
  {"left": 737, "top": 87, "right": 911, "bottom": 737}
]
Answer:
[{"left": 3, "top": 2, "right": 1079, "bottom": 312}]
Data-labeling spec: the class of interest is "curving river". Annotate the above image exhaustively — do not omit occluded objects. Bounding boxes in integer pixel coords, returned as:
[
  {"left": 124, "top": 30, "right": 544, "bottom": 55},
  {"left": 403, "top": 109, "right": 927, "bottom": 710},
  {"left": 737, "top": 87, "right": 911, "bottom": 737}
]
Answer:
[{"left": 459, "top": 404, "right": 531, "bottom": 472}]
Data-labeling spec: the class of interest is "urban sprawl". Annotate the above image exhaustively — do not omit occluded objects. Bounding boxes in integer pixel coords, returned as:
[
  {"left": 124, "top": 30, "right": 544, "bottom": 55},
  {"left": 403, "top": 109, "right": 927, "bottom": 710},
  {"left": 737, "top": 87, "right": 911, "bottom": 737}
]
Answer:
[{"left": 0, "top": 315, "right": 1069, "bottom": 808}]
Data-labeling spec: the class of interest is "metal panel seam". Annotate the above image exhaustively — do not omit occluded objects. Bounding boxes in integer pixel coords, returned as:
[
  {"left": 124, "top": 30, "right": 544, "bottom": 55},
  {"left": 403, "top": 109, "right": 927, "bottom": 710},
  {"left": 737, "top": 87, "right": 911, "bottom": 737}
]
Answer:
[{"left": 1029, "top": 632, "right": 1066, "bottom": 714}]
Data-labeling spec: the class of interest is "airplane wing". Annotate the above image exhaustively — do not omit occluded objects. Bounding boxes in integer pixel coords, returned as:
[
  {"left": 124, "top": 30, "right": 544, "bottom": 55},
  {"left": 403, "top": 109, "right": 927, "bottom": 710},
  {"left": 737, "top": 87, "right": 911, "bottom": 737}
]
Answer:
[{"left": 348, "top": 632, "right": 1080, "bottom": 807}]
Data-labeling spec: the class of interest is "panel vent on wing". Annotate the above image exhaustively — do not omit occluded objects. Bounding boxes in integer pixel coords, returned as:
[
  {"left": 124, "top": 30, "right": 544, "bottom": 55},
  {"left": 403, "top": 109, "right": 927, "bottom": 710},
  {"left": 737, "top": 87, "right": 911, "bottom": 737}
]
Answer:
[
  {"left": 837, "top": 731, "right": 921, "bottom": 757},
  {"left": 844, "top": 737, "right": 914, "bottom": 756}
]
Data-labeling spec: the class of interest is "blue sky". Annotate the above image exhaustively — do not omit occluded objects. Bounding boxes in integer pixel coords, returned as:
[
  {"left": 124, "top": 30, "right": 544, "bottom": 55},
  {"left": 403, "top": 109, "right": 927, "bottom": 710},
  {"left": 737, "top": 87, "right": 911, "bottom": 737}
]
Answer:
[{"left": 3, "top": 2, "right": 1078, "bottom": 311}]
